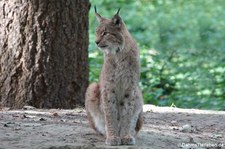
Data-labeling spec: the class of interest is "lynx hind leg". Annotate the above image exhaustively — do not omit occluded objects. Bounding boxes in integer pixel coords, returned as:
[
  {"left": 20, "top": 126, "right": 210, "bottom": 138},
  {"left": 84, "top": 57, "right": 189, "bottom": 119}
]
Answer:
[{"left": 85, "top": 83, "right": 105, "bottom": 135}]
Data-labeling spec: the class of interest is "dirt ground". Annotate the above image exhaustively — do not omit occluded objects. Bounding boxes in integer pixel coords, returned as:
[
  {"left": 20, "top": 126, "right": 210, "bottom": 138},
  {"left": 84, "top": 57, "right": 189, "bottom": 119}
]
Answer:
[{"left": 0, "top": 105, "right": 224, "bottom": 149}]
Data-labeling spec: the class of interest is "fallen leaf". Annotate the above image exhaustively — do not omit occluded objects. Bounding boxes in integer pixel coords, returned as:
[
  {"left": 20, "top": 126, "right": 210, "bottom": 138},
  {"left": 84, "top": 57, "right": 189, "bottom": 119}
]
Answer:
[{"left": 53, "top": 113, "right": 59, "bottom": 116}]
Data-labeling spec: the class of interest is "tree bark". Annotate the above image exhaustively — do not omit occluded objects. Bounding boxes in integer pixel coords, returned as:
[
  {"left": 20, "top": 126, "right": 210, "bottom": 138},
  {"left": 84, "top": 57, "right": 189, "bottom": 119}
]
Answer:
[{"left": 0, "top": 0, "right": 90, "bottom": 108}]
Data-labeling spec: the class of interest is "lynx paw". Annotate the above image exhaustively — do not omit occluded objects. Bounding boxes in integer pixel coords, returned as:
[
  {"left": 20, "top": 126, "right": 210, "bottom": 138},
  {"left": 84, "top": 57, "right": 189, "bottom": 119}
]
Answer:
[
  {"left": 121, "top": 135, "right": 135, "bottom": 145},
  {"left": 105, "top": 136, "right": 121, "bottom": 146}
]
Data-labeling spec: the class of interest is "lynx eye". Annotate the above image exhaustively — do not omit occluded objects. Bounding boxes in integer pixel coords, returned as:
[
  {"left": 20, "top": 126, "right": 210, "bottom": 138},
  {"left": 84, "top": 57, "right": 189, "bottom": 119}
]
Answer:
[{"left": 101, "top": 31, "right": 108, "bottom": 36}]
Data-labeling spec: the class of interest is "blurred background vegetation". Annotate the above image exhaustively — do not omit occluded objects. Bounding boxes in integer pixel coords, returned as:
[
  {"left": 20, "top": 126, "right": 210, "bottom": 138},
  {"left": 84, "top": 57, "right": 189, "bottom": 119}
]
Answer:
[{"left": 88, "top": 0, "right": 225, "bottom": 110}]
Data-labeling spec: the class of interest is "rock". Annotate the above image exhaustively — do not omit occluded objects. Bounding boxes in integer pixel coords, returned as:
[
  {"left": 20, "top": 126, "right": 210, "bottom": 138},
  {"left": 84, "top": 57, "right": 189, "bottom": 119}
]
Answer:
[
  {"left": 22, "top": 123, "right": 42, "bottom": 127},
  {"left": 4, "top": 122, "right": 15, "bottom": 127},
  {"left": 23, "top": 106, "right": 36, "bottom": 110},
  {"left": 40, "top": 118, "right": 47, "bottom": 121},
  {"left": 179, "top": 124, "right": 192, "bottom": 133},
  {"left": 171, "top": 120, "right": 177, "bottom": 126},
  {"left": 211, "top": 133, "right": 223, "bottom": 139}
]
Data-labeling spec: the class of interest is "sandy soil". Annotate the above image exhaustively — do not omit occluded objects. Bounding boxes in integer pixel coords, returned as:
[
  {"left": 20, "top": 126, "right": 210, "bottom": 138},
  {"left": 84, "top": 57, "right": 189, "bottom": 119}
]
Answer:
[{"left": 0, "top": 105, "right": 224, "bottom": 149}]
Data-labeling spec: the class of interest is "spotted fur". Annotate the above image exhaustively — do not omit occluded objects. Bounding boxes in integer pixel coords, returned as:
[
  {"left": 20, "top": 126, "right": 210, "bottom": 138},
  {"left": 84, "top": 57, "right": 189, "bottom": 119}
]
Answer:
[{"left": 85, "top": 7, "right": 143, "bottom": 146}]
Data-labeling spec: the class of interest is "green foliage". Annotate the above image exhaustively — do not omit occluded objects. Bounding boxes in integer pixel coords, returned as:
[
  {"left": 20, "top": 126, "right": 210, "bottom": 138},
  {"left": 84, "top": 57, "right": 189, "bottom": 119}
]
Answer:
[{"left": 89, "top": 0, "right": 225, "bottom": 110}]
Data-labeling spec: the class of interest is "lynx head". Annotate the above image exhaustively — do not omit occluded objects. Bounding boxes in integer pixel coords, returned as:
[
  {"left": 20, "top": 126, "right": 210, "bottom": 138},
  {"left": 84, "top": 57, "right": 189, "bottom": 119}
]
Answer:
[{"left": 94, "top": 6, "right": 125, "bottom": 54}]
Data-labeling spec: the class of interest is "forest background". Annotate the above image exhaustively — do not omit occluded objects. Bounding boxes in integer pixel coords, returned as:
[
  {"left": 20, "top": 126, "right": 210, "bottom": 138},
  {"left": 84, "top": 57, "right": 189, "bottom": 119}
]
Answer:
[{"left": 88, "top": 0, "right": 225, "bottom": 110}]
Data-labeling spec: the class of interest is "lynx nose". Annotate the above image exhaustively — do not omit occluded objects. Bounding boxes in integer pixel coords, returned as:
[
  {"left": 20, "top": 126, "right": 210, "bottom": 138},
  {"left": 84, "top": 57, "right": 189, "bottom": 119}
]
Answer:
[{"left": 95, "top": 40, "right": 100, "bottom": 45}]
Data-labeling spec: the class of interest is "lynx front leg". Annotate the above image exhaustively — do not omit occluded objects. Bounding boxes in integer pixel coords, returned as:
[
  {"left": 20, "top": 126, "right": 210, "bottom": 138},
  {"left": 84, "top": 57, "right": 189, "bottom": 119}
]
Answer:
[
  {"left": 102, "top": 89, "right": 121, "bottom": 146},
  {"left": 120, "top": 88, "right": 143, "bottom": 145},
  {"left": 120, "top": 111, "right": 143, "bottom": 145},
  {"left": 119, "top": 95, "right": 136, "bottom": 145}
]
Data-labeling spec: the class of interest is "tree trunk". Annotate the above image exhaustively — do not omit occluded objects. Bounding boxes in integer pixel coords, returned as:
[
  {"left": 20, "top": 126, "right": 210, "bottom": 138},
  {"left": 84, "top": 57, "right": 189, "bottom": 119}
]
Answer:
[{"left": 0, "top": 0, "right": 90, "bottom": 108}]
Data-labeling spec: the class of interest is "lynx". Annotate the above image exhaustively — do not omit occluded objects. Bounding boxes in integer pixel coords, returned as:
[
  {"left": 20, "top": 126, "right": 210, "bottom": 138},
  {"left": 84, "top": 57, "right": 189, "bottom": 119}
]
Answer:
[{"left": 85, "top": 7, "right": 144, "bottom": 146}]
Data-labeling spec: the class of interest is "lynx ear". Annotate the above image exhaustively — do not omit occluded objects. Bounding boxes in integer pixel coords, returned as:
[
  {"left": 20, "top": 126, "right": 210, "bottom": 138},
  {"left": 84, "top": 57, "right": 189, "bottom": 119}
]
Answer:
[
  {"left": 112, "top": 8, "right": 122, "bottom": 27},
  {"left": 94, "top": 6, "right": 103, "bottom": 22}
]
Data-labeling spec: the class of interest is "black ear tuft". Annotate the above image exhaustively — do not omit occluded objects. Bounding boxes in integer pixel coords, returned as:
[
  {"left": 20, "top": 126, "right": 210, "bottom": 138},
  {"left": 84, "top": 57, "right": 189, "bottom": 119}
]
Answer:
[
  {"left": 94, "top": 6, "right": 103, "bottom": 23},
  {"left": 113, "top": 16, "right": 121, "bottom": 25},
  {"left": 112, "top": 8, "right": 122, "bottom": 27},
  {"left": 116, "top": 8, "right": 121, "bottom": 15},
  {"left": 94, "top": 5, "right": 97, "bottom": 13}
]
